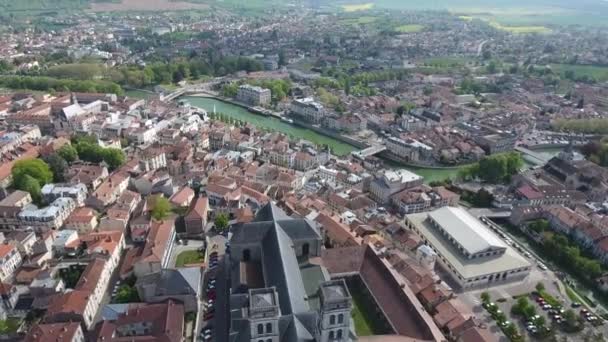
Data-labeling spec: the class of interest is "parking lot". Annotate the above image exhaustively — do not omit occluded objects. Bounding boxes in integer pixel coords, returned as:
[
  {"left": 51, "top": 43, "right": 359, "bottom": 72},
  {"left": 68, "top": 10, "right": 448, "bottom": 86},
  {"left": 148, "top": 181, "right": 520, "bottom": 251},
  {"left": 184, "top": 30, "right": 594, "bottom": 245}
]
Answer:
[
  {"left": 196, "top": 234, "right": 228, "bottom": 342},
  {"left": 462, "top": 217, "right": 608, "bottom": 340}
]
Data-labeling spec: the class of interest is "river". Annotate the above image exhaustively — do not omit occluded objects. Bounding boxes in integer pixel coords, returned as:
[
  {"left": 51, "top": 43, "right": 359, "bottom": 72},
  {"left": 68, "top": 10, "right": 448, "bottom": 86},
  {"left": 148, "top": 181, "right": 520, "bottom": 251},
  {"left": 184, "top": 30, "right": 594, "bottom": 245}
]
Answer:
[{"left": 181, "top": 96, "right": 563, "bottom": 183}]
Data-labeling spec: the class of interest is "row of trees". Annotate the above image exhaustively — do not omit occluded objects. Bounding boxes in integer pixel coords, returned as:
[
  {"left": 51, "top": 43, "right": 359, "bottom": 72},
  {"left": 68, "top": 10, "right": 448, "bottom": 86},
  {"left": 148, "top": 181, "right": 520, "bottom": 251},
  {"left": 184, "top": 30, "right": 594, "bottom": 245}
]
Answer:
[
  {"left": 106, "top": 56, "right": 263, "bottom": 88},
  {"left": 542, "top": 233, "right": 604, "bottom": 282},
  {"left": 0, "top": 75, "right": 123, "bottom": 95},
  {"left": 458, "top": 152, "right": 524, "bottom": 183},
  {"left": 580, "top": 139, "right": 608, "bottom": 166},
  {"left": 553, "top": 118, "right": 608, "bottom": 135}
]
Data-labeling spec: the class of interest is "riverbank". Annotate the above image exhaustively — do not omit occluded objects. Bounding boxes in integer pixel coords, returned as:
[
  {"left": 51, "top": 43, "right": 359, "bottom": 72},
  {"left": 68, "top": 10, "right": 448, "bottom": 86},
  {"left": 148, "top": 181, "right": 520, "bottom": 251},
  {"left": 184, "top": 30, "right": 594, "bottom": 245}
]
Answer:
[
  {"left": 180, "top": 96, "right": 564, "bottom": 183},
  {"left": 183, "top": 96, "right": 357, "bottom": 156}
]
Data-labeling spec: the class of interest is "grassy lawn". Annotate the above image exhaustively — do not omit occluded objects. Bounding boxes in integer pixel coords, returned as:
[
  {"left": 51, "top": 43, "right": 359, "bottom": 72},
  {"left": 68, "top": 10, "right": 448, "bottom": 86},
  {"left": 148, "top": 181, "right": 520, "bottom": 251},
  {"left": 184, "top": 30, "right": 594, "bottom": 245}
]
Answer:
[
  {"left": 351, "top": 293, "right": 374, "bottom": 336},
  {"left": 395, "top": 24, "right": 424, "bottom": 33},
  {"left": 175, "top": 250, "right": 204, "bottom": 267},
  {"left": 0, "top": 318, "right": 21, "bottom": 334},
  {"left": 342, "top": 3, "right": 374, "bottom": 12}
]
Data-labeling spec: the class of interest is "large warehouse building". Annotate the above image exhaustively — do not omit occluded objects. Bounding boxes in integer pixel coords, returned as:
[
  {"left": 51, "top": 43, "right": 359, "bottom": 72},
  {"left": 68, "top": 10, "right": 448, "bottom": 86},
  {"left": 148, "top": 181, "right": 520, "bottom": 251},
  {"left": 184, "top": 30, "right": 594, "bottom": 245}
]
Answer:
[{"left": 406, "top": 206, "right": 531, "bottom": 290}]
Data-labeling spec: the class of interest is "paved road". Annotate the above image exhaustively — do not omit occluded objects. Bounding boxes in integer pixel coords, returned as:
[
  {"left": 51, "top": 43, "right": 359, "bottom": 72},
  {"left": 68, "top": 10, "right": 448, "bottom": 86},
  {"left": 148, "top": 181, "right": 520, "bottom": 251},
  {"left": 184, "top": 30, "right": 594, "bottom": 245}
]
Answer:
[{"left": 197, "top": 234, "right": 228, "bottom": 342}]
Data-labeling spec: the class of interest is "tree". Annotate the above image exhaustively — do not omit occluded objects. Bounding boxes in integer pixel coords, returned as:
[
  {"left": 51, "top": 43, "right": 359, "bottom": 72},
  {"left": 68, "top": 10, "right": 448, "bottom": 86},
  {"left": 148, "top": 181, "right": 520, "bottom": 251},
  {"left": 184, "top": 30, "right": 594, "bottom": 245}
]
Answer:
[
  {"left": 16, "top": 174, "right": 42, "bottom": 203},
  {"left": 114, "top": 285, "right": 140, "bottom": 303},
  {"left": 58, "top": 144, "right": 78, "bottom": 163},
  {"left": 12, "top": 159, "right": 53, "bottom": 189},
  {"left": 481, "top": 292, "right": 490, "bottom": 304},
  {"left": 102, "top": 148, "right": 126, "bottom": 171},
  {"left": 151, "top": 197, "right": 172, "bottom": 221},
  {"left": 214, "top": 213, "right": 229, "bottom": 232},
  {"left": 43, "top": 154, "right": 68, "bottom": 182},
  {"left": 536, "top": 282, "right": 545, "bottom": 292}
]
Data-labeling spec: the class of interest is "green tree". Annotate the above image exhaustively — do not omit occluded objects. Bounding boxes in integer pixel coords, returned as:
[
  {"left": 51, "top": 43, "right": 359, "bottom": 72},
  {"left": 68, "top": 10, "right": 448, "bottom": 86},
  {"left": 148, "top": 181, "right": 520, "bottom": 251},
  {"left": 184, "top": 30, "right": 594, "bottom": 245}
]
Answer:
[
  {"left": 151, "top": 197, "right": 172, "bottom": 221},
  {"left": 536, "top": 282, "right": 545, "bottom": 292},
  {"left": 102, "top": 148, "right": 126, "bottom": 171},
  {"left": 481, "top": 292, "right": 490, "bottom": 304},
  {"left": 58, "top": 144, "right": 78, "bottom": 163},
  {"left": 214, "top": 213, "right": 230, "bottom": 232},
  {"left": 114, "top": 285, "right": 140, "bottom": 303},
  {"left": 43, "top": 154, "right": 68, "bottom": 182},
  {"left": 12, "top": 159, "right": 53, "bottom": 187},
  {"left": 16, "top": 174, "right": 42, "bottom": 203}
]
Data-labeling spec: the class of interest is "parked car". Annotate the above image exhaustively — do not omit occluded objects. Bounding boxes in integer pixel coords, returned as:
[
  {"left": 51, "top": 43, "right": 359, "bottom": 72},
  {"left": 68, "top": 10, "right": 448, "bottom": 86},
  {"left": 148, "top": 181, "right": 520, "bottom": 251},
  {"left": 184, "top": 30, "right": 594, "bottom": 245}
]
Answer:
[{"left": 571, "top": 302, "right": 581, "bottom": 308}]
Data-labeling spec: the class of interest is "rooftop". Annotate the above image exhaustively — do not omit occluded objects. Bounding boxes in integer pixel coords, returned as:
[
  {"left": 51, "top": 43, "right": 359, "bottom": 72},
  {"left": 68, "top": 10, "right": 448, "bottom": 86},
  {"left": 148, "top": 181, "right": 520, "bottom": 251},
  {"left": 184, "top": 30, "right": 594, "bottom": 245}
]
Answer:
[
  {"left": 428, "top": 206, "right": 507, "bottom": 255},
  {"left": 407, "top": 210, "right": 530, "bottom": 279}
]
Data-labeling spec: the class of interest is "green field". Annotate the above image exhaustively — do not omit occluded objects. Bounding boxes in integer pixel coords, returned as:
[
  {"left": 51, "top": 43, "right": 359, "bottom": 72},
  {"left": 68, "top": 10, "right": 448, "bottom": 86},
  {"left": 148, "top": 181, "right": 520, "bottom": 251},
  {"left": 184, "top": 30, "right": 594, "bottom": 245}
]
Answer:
[
  {"left": 488, "top": 20, "right": 551, "bottom": 34},
  {"left": 175, "top": 250, "right": 204, "bottom": 267},
  {"left": 551, "top": 64, "right": 608, "bottom": 82},
  {"left": 339, "top": 16, "right": 378, "bottom": 25},
  {"left": 395, "top": 24, "right": 424, "bottom": 33},
  {"left": 342, "top": 3, "right": 374, "bottom": 12}
]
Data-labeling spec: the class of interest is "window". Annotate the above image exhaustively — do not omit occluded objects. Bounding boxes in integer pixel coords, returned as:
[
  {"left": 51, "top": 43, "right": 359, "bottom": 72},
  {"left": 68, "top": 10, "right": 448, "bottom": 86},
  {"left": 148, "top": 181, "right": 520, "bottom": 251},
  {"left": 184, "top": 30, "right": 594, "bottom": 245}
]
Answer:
[
  {"left": 337, "top": 330, "right": 343, "bottom": 339},
  {"left": 329, "top": 331, "right": 335, "bottom": 339},
  {"left": 243, "top": 249, "right": 251, "bottom": 262},
  {"left": 338, "top": 314, "right": 344, "bottom": 324},
  {"left": 257, "top": 324, "right": 264, "bottom": 335},
  {"left": 330, "top": 315, "right": 336, "bottom": 325},
  {"left": 266, "top": 323, "right": 272, "bottom": 333},
  {"left": 302, "top": 243, "right": 310, "bottom": 256}
]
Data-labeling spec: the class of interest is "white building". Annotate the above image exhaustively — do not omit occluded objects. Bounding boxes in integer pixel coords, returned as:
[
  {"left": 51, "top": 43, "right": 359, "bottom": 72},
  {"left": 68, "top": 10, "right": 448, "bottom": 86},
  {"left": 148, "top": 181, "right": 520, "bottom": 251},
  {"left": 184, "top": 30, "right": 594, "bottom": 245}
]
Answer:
[
  {"left": 385, "top": 137, "right": 433, "bottom": 163},
  {"left": 52, "top": 230, "right": 79, "bottom": 256},
  {"left": 41, "top": 183, "right": 88, "bottom": 207},
  {"left": 0, "top": 243, "right": 22, "bottom": 281},
  {"left": 18, "top": 197, "right": 76, "bottom": 231},
  {"left": 406, "top": 207, "right": 532, "bottom": 289},
  {"left": 290, "top": 98, "right": 324, "bottom": 123},
  {"left": 369, "top": 169, "right": 424, "bottom": 204},
  {"left": 236, "top": 85, "right": 271, "bottom": 106},
  {"left": 319, "top": 165, "right": 339, "bottom": 184}
]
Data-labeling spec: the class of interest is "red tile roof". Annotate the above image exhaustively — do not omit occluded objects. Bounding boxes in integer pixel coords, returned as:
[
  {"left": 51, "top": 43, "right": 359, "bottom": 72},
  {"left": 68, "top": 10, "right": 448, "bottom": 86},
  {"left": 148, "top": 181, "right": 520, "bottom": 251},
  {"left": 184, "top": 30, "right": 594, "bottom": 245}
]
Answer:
[{"left": 25, "top": 322, "right": 81, "bottom": 342}]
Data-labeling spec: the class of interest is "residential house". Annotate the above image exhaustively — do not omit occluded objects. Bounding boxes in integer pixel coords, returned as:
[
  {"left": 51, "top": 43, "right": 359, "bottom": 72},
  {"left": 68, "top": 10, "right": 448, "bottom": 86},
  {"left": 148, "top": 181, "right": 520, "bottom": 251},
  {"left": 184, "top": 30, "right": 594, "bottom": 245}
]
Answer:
[
  {"left": 184, "top": 197, "right": 208, "bottom": 237},
  {"left": 132, "top": 219, "right": 176, "bottom": 278},
  {"left": 135, "top": 268, "right": 201, "bottom": 313},
  {"left": 0, "top": 243, "right": 22, "bottom": 281}
]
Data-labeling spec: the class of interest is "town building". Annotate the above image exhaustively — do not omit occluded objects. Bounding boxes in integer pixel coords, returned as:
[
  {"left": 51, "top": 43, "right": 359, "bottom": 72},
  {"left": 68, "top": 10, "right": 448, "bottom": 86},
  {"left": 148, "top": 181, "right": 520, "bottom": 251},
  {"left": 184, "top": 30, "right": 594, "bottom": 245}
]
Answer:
[
  {"left": 132, "top": 219, "right": 175, "bottom": 277},
  {"left": 385, "top": 137, "right": 433, "bottom": 163},
  {"left": 18, "top": 197, "right": 76, "bottom": 231},
  {"left": 0, "top": 243, "right": 22, "bottom": 281},
  {"left": 93, "top": 300, "right": 184, "bottom": 341},
  {"left": 237, "top": 85, "right": 271, "bottom": 106},
  {"left": 184, "top": 196, "right": 208, "bottom": 237},
  {"left": 406, "top": 207, "right": 531, "bottom": 289},
  {"left": 45, "top": 257, "right": 114, "bottom": 330},
  {"left": 135, "top": 268, "right": 201, "bottom": 313},
  {"left": 41, "top": 183, "right": 88, "bottom": 207},
  {"left": 369, "top": 169, "right": 424, "bottom": 204},
  {"left": 228, "top": 202, "right": 356, "bottom": 341},
  {"left": 25, "top": 322, "right": 85, "bottom": 342},
  {"left": 290, "top": 97, "right": 325, "bottom": 123}
]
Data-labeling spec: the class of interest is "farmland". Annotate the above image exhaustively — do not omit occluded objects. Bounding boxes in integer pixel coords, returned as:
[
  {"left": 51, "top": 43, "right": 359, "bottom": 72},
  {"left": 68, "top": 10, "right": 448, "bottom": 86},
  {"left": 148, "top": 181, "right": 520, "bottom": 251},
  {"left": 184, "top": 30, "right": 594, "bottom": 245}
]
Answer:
[
  {"left": 395, "top": 24, "right": 424, "bottom": 33},
  {"left": 342, "top": 3, "right": 374, "bottom": 12},
  {"left": 90, "top": 0, "right": 208, "bottom": 12}
]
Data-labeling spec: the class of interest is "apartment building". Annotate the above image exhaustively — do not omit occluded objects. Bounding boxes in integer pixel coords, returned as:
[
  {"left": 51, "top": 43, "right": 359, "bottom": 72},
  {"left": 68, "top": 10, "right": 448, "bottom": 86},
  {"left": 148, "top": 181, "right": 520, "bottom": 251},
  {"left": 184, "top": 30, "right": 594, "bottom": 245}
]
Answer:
[
  {"left": 0, "top": 243, "right": 22, "bottom": 281},
  {"left": 237, "top": 84, "right": 271, "bottom": 106},
  {"left": 290, "top": 97, "right": 324, "bottom": 123},
  {"left": 41, "top": 183, "right": 88, "bottom": 207},
  {"left": 18, "top": 197, "right": 77, "bottom": 232}
]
